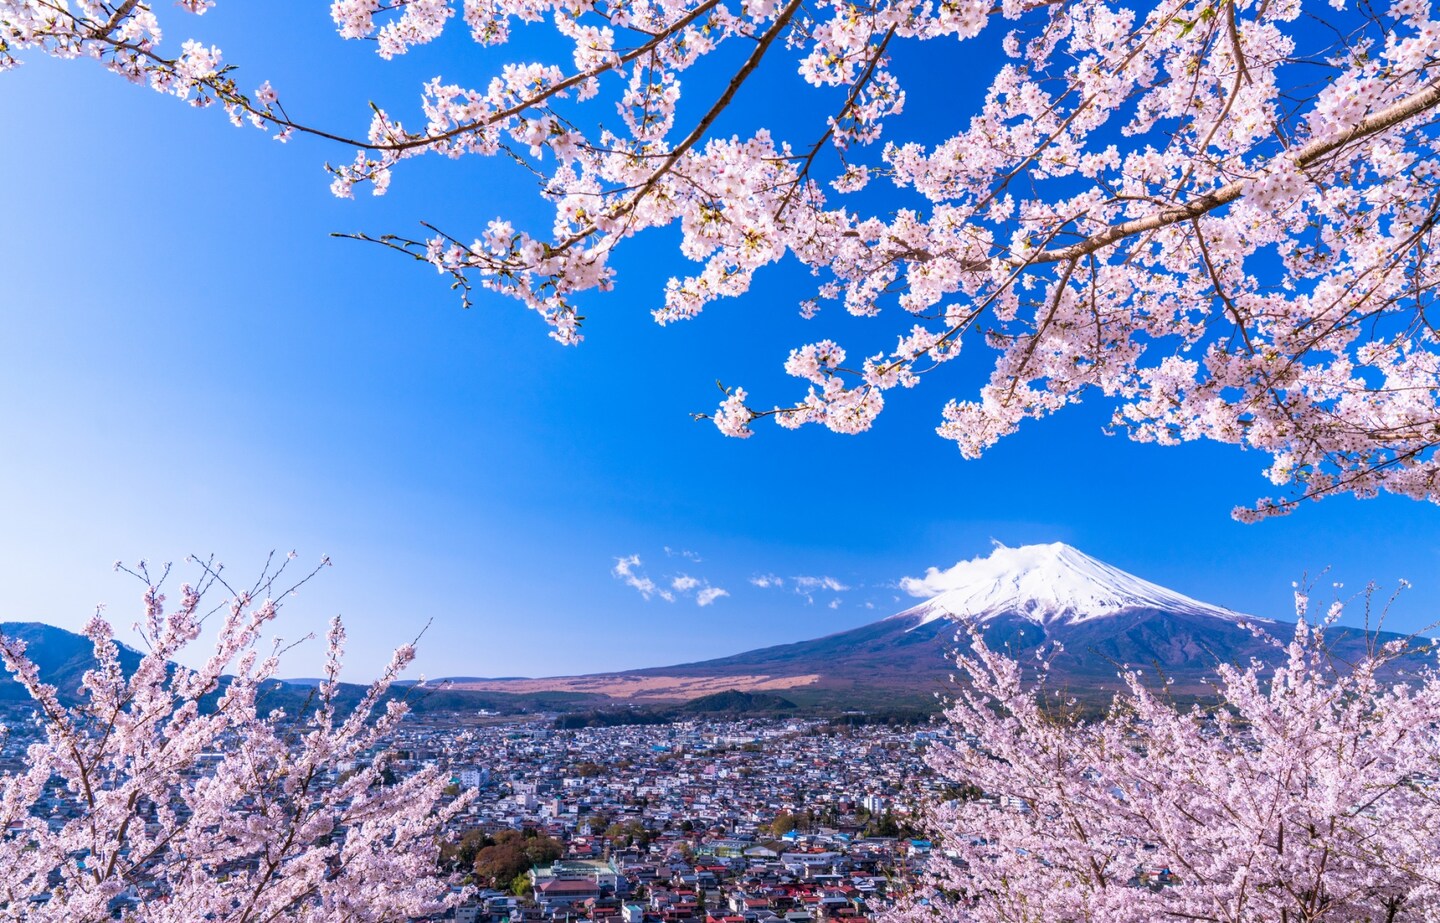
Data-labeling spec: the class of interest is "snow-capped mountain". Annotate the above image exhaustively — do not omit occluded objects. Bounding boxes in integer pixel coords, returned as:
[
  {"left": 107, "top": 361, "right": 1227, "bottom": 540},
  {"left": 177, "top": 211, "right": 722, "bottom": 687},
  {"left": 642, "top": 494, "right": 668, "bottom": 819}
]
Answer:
[
  {"left": 560, "top": 542, "right": 1293, "bottom": 704},
  {"left": 893, "top": 542, "right": 1255, "bottom": 627},
  {"left": 453, "top": 543, "right": 1411, "bottom": 711},
  {"left": 597, "top": 542, "right": 1405, "bottom": 706}
]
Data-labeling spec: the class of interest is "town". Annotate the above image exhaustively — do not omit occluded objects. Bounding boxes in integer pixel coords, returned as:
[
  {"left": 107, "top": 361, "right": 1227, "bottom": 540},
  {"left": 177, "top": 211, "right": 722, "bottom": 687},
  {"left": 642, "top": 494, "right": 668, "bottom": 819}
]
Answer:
[{"left": 391, "top": 715, "right": 953, "bottom": 923}]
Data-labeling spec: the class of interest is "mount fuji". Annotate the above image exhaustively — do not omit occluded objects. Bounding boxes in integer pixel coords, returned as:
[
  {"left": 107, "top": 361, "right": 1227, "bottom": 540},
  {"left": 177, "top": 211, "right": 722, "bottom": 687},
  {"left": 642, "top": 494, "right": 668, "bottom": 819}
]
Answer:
[
  {"left": 638, "top": 542, "right": 1282, "bottom": 702},
  {"left": 892, "top": 542, "right": 1255, "bottom": 628},
  {"left": 454, "top": 542, "right": 1406, "bottom": 710},
  {"left": 6, "top": 544, "right": 1414, "bottom": 714}
]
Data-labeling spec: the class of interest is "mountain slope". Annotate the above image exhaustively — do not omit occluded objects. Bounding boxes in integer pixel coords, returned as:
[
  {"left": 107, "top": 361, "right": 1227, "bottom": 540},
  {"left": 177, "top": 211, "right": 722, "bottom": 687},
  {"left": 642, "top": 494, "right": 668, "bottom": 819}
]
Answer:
[
  {"left": 0, "top": 622, "right": 144, "bottom": 703},
  {"left": 0, "top": 622, "right": 609, "bottom": 713}
]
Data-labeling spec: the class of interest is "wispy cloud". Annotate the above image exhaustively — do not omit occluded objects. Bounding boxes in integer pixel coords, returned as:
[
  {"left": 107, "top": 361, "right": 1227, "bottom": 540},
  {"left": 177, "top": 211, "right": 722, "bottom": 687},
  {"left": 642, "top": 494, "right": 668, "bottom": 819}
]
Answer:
[
  {"left": 614, "top": 554, "right": 727, "bottom": 607},
  {"left": 793, "top": 575, "right": 851, "bottom": 593},
  {"left": 828, "top": 598, "right": 843, "bottom": 609},
  {"left": 664, "top": 546, "right": 703, "bottom": 562},
  {"left": 750, "top": 574, "right": 784, "bottom": 589},
  {"left": 612, "top": 554, "right": 674, "bottom": 602}
]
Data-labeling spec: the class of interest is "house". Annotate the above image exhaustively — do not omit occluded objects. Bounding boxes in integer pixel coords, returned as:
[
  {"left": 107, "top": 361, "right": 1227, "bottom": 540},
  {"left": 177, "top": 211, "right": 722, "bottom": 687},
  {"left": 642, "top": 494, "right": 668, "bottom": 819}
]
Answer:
[
  {"left": 535, "top": 879, "right": 604, "bottom": 908},
  {"left": 533, "top": 859, "right": 624, "bottom": 893}
]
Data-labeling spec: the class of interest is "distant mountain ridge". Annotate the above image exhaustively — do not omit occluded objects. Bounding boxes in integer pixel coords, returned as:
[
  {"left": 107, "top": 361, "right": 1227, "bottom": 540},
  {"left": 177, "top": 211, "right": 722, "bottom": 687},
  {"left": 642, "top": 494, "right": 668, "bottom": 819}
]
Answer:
[
  {"left": 0, "top": 622, "right": 608, "bottom": 714},
  {"left": 0, "top": 622, "right": 145, "bottom": 703},
  {"left": 7, "top": 545, "right": 1423, "bottom": 715},
  {"left": 449, "top": 543, "right": 1423, "bottom": 709}
]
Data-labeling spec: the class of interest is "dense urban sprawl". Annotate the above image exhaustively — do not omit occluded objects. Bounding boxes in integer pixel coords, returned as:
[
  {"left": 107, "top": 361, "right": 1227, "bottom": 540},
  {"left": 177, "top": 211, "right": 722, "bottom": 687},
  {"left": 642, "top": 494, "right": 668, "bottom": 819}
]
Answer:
[{"left": 399, "top": 716, "right": 950, "bottom": 923}]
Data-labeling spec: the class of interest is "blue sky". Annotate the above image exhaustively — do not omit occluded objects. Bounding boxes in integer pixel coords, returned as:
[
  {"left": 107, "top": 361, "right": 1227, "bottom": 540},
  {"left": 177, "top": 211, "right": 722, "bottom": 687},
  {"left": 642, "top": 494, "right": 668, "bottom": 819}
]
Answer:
[{"left": 0, "top": 3, "right": 1436, "bottom": 679}]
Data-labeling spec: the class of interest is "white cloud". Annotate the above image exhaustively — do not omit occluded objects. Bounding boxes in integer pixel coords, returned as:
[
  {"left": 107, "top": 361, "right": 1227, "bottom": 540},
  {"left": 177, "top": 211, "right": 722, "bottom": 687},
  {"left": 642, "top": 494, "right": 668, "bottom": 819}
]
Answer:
[
  {"left": 750, "top": 574, "right": 784, "bottom": 589},
  {"left": 793, "top": 575, "right": 851, "bottom": 593},
  {"left": 899, "top": 576, "right": 935, "bottom": 597},
  {"left": 664, "top": 546, "right": 703, "bottom": 562},
  {"left": 899, "top": 563, "right": 971, "bottom": 598},
  {"left": 618, "top": 551, "right": 726, "bottom": 606},
  {"left": 612, "top": 554, "right": 674, "bottom": 602},
  {"left": 828, "top": 598, "right": 842, "bottom": 609},
  {"left": 901, "top": 543, "right": 1016, "bottom": 597}
]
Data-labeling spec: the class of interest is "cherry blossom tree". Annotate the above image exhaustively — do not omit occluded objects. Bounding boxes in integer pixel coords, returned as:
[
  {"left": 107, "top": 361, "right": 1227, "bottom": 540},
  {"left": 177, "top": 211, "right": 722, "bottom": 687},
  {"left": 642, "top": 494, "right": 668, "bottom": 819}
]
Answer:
[
  {"left": 0, "top": 554, "right": 470, "bottom": 921},
  {"left": 902, "top": 592, "right": 1440, "bottom": 922},
  {"left": 5, "top": 0, "right": 1440, "bottom": 517}
]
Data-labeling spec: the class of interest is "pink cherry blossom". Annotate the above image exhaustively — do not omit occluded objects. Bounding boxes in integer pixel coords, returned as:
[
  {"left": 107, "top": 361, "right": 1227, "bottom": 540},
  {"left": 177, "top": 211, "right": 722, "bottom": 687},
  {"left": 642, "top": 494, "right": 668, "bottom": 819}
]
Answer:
[
  {"left": 0, "top": 555, "right": 470, "bottom": 921},
  {"left": 6, "top": 0, "right": 1440, "bottom": 516},
  {"left": 896, "top": 588, "right": 1440, "bottom": 922}
]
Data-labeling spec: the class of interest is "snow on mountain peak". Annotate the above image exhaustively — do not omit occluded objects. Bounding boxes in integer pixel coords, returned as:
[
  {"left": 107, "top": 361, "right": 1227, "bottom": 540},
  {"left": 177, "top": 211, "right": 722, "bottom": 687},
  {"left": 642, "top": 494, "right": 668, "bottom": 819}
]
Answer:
[{"left": 894, "top": 542, "right": 1249, "bottom": 627}]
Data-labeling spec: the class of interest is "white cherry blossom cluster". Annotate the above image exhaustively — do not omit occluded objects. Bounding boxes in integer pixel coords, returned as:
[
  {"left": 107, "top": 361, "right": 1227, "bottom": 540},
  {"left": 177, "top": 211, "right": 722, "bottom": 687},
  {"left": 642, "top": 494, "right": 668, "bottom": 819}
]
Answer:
[
  {"left": 0, "top": 555, "right": 471, "bottom": 921},
  {"left": 903, "top": 590, "right": 1440, "bottom": 921},
  {"left": 7, "top": 0, "right": 1440, "bottom": 515}
]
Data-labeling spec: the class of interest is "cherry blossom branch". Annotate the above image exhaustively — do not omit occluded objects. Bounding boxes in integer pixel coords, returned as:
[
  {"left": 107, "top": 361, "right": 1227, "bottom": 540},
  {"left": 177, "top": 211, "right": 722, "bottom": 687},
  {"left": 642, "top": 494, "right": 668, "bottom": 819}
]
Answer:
[
  {"left": 1019, "top": 79, "right": 1440, "bottom": 267},
  {"left": 11, "top": 0, "right": 1440, "bottom": 518}
]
